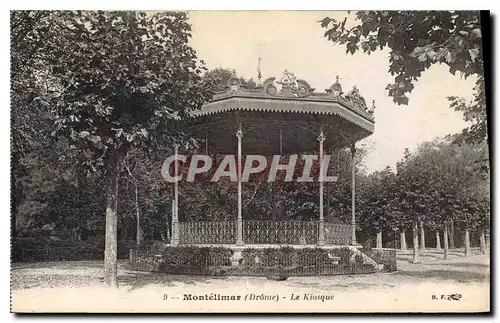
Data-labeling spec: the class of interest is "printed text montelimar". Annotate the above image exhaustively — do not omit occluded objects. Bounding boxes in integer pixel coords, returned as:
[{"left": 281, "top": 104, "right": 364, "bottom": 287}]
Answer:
[{"left": 183, "top": 293, "right": 334, "bottom": 302}]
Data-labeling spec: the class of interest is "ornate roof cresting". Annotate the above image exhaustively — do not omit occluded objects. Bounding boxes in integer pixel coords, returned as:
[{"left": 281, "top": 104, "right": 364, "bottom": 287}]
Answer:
[
  {"left": 262, "top": 70, "right": 314, "bottom": 98},
  {"left": 212, "top": 70, "right": 375, "bottom": 120}
]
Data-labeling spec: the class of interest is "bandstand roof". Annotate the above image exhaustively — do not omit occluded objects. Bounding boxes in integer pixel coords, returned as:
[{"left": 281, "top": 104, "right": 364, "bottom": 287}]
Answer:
[{"left": 185, "top": 71, "right": 376, "bottom": 154}]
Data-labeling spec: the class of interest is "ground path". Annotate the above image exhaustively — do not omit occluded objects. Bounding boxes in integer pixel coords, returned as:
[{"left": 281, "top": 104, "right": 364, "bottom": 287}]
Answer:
[{"left": 11, "top": 248, "right": 490, "bottom": 313}]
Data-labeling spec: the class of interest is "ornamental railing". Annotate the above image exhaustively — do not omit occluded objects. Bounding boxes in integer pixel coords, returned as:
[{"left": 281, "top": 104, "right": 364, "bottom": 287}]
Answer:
[
  {"left": 179, "top": 221, "right": 236, "bottom": 244},
  {"left": 178, "top": 220, "right": 352, "bottom": 245},
  {"left": 324, "top": 223, "right": 352, "bottom": 245},
  {"left": 243, "top": 220, "right": 318, "bottom": 245}
]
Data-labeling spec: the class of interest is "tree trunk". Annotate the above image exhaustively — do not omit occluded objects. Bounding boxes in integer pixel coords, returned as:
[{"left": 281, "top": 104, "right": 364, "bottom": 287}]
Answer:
[
  {"left": 419, "top": 221, "right": 426, "bottom": 253},
  {"left": 165, "top": 214, "right": 171, "bottom": 243},
  {"left": 449, "top": 220, "right": 455, "bottom": 249},
  {"left": 443, "top": 223, "right": 449, "bottom": 260},
  {"left": 125, "top": 154, "right": 141, "bottom": 247},
  {"left": 134, "top": 182, "right": 141, "bottom": 247},
  {"left": 464, "top": 229, "right": 471, "bottom": 256},
  {"left": 376, "top": 230, "right": 383, "bottom": 249},
  {"left": 412, "top": 219, "right": 420, "bottom": 263},
  {"left": 400, "top": 230, "right": 407, "bottom": 252},
  {"left": 436, "top": 231, "right": 441, "bottom": 250},
  {"left": 480, "top": 231, "right": 486, "bottom": 254},
  {"left": 104, "top": 154, "right": 120, "bottom": 288}
]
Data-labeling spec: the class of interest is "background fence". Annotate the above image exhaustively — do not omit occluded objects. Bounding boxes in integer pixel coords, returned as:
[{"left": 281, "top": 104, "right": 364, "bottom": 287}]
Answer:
[{"left": 12, "top": 239, "right": 135, "bottom": 262}]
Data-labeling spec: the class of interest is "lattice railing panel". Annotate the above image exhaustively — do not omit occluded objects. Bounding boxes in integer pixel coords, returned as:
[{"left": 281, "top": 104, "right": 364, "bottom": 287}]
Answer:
[
  {"left": 243, "top": 220, "right": 318, "bottom": 244},
  {"left": 324, "top": 223, "right": 352, "bottom": 245},
  {"left": 179, "top": 221, "right": 351, "bottom": 245},
  {"left": 179, "top": 221, "right": 236, "bottom": 244}
]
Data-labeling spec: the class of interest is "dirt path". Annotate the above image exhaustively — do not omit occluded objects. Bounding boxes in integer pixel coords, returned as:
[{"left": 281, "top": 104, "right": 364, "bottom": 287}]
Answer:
[{"left": 11, "top": 249, "right": 490, "bottom": 313}]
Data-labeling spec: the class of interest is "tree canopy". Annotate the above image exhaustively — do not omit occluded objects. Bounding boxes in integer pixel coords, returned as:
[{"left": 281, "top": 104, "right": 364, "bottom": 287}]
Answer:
[
  {"left": 320, "top": 11, "right": 487, "bottom": 144},
  {"left": 11, "top": 10, "right": 215, "bottom": 286}
]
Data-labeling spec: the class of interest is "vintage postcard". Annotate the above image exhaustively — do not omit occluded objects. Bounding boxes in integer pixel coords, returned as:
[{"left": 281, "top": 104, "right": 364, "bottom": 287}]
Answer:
[{"left": 10, "top": 10, "right": 490, "bottom": 313}]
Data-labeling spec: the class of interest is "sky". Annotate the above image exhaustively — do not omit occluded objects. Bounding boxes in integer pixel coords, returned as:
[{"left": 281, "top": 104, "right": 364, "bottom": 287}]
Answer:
[{"left": 186, "top": 11, "right": 477, "bottom": 173}]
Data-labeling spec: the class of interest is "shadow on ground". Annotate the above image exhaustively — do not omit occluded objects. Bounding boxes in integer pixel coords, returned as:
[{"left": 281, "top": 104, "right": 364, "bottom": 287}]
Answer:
[
  {"left": 289, "top": 280, "right": 395, "bottom": 290},
  {"left": 119, "top": 271, "right": 227, "bottom": 292},
  {"left": 424, "top": 262, "right": 489, "bottom": 269},
  {"left": 392, "top": 269, "right": 488, "bottom": 283},
  {"left": 11, "top": 260, "right": 106, "bottom": 270}
]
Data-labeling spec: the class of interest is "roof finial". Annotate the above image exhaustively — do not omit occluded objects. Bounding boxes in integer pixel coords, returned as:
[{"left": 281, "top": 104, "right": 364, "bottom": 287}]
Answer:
[
  {"left": 328, "top": 74, "right": 343, "bottom": 97},
  {"left": 368, "top": 99, "right": 376, "bottom": 115},
  {"left": 257, "top": 44, "right": 262, "bottom": 86}
]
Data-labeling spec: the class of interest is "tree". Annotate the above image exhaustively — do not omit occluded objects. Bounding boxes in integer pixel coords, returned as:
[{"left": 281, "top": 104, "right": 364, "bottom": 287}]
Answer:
[
  {"left": 320, "top": 11, "right": 487, "bottom": 144},
  {"left": 425, "top": 139, "right": 489, "bottom": 257},
  {"left": 11, "top": 11, "right": 62, "bottom": 237},
  {"left": 358, "top": 167, "right": 398, "bottom": 248},
  {"left": 394, "top": 137, "right": 489, "bottom": 260},
  {"left": 205, "top": 68, "right": 235, "bottom": 91},
  {"left": 394, "top": 148, "right": 433, "bottom": 263},
  {"left": 119, "top": 147, "right": 172, "bottom": 243},
  {"left": 205, "top": 67, "right": 259, "bottom": 92},
  {"left": 36, "top": 11, "right": 214, "bottom": 287},
  {"left": 392, "top": 210, "right": 411, "bottom": 251}
]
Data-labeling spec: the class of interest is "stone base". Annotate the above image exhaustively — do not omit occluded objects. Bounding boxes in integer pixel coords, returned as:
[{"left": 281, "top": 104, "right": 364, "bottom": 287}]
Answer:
[
  {"left": 132, "top": 244, "right": 396, "bottom": 274},
  {"left": 164, "top": 244, "right": 366, "bottom": 267},
  {"left": 165, "top": 243, "right": 364, "bottom": 249}
]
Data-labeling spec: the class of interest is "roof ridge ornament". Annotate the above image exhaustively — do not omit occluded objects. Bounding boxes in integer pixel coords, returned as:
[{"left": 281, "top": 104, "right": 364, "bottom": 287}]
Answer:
[
  {"left": 261, "top": 70, "right": 310, "bottom": 98},
  {"left": 227, "top": 76, "right": 241, "bottom": 94},
  {"left": 326, "top": 75, "right": 343, "bottom": 98},
  {"left": 277, "top": 70, "right": 296, "bottom": 87},
  {"left": 346, "top": 85, "right": 368, "bottom": 112}
]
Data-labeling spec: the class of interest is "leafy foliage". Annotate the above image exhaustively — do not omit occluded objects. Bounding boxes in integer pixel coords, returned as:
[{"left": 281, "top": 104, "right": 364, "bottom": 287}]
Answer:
[
  {"left": 205, "top": 67, "right": 259, "bottom": 91},
  {"left": 358, "top": 167, "right": 400, "bottom": 235},
  {"left": 39, "top": 11, "right": 214, "bottom": 172},
  {"left": 354, "top": 136, "right": 489, "bottom": 248},
  {"left": 320, "top": 11, "right": 487, "bottom": 143},
  {"left": 448, "top": 78, "right": 488, "bottom": 145},
  {"left": 11, "top": 11, "right": 215, "bottom": 286},
  {"left": 394, "top": 138, "right": 489, "bottom": 231}
]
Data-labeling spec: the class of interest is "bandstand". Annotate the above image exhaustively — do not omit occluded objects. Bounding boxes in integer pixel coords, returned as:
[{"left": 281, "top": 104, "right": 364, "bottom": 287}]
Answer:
[{"left": 168, "top": 71, "right": 375, "bottom": 256}]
